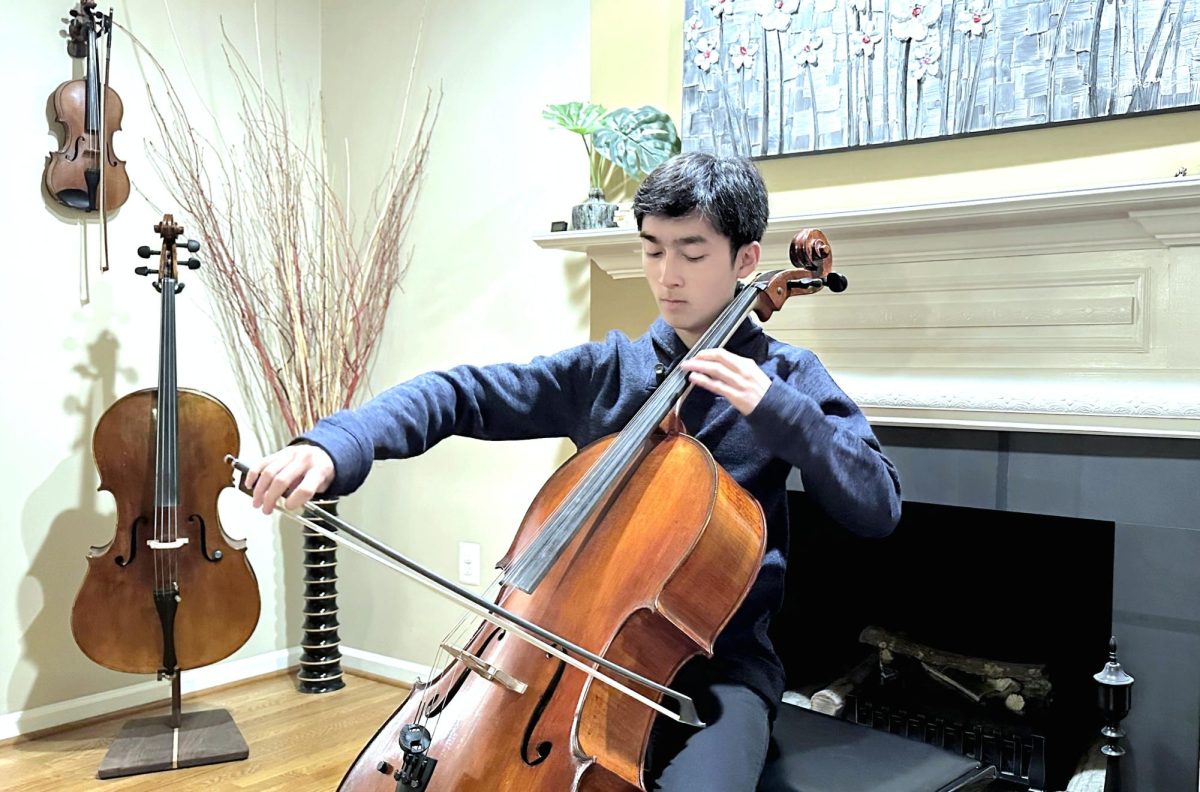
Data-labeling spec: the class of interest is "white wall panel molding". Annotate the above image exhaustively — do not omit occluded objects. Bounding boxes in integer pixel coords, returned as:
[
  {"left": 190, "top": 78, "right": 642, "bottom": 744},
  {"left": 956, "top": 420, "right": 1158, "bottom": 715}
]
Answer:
[{"left": 538, "top": 179, "right": 1200, "bottom": 437}]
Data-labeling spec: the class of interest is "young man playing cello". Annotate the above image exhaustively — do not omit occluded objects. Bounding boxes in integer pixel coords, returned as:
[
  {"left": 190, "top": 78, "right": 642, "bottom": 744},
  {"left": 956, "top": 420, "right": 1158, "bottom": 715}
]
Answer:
[{"left": 247, "top": 152, "right": 901, "bottom": 790}]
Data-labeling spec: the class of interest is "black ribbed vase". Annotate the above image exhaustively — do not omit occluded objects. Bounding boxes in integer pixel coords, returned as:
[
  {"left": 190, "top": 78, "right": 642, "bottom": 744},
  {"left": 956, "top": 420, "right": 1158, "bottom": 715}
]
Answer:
[{"left": 297, "top": 499, "right": 345, "bottom": 693}]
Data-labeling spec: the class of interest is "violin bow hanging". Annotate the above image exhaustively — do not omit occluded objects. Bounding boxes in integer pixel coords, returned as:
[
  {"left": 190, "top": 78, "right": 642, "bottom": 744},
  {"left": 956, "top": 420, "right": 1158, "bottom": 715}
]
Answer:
[{"left": 98, "top": 6, "right": 113, "bottom": 271}]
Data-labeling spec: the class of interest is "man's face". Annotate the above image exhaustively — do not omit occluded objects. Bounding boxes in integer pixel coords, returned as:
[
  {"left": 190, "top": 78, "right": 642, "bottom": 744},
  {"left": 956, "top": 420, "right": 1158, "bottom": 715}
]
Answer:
[{"left": 641, "top": 213, "right": 759, "bottom": 347}]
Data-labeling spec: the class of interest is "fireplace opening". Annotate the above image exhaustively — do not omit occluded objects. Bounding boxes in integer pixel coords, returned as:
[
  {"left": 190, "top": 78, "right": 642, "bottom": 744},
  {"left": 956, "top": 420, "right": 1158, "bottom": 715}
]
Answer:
[{"left": 772, "top": 492, "right": 1115, "bottom": 790}]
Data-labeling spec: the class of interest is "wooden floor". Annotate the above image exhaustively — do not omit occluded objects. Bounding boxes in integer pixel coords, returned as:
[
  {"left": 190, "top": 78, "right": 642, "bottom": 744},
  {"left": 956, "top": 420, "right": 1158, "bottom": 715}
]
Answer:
[{"left": 0, "top": 672, "right": 407, "bottom": 791}]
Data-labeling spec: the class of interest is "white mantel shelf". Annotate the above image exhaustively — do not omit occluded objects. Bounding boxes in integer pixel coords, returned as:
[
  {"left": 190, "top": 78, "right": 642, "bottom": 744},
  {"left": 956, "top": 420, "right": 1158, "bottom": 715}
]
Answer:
[
  {"left": 534, "top": 177, "right": 1200, "bottom": 278},
  {"left": 535, "top": 179, "right": 1200, "bottom": 440}
]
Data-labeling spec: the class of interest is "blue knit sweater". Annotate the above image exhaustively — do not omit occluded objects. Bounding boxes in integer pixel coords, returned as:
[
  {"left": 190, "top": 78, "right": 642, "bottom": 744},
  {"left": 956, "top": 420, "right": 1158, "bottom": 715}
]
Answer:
[{"left": 302, "top": 316, "right": 901, "bottom": 708}]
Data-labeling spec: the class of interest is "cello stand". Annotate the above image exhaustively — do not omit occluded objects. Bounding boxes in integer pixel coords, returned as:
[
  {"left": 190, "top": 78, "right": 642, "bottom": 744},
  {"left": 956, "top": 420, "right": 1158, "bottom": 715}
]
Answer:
[{"left": 96, "top": 670, "right": 249, "bottom": 779}]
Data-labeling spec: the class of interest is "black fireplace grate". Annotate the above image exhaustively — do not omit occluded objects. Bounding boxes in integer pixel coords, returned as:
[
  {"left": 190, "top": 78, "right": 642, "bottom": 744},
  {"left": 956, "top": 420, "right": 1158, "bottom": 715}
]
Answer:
[{"left": 847, "top": 695, "right": 1048, "bottom": 791}]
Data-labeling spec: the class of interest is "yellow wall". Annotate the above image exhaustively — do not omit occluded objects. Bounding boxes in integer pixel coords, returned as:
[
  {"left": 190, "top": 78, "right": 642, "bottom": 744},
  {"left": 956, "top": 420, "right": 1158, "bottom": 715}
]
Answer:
[
  {"left": 0, "top": 0, "right": 320, "bottom": 719},
  {"left": 588, "top": 0, "right": 1200, "bottom": 335}
]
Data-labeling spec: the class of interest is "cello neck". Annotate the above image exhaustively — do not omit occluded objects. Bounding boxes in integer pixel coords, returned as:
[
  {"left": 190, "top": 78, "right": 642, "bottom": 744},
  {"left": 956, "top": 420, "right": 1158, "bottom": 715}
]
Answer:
[
  {"left": 636, "top": 279, "right": 765, "bottom": 422},
  {"left": 503, "top": 278, "right": 769, "bottom": 593},
  {"left": 149, "top": 213, "right": 188, "bottom": 512},
  {"left": 155, "top": 275, "right": 180, "bottom": 509}
]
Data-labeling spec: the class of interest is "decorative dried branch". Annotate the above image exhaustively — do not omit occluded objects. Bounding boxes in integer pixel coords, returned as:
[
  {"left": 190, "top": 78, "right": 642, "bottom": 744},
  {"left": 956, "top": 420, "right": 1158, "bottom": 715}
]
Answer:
[{"left": 137, "top": 21, "right": 439, "bottom": 447}]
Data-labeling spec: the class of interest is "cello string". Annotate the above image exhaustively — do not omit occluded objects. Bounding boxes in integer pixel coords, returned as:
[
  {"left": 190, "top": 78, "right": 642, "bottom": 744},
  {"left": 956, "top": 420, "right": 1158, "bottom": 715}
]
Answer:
[
  {"left": 509, "top": 286, "right": 748, "bottom": 581},
  {"left": 275, "top": 508, "right": 687, "bottom": 722},
  {"left": 165, "top": 277, "right": 171, "bottom": 591},
  {"left": 154, "top": 274, "right": 165, "bottom": 594},
  {"left": 416, "top": 569, "right": 505, "bottom": 734},
  {"left": 505, "top": 283, "right": 755, "bottom": 587},
  {"left": 168, "top": 278, "right": 177, "bottom": 591},
  {"left": 164, "top": 276, "right": 172, "bottom": 591}
]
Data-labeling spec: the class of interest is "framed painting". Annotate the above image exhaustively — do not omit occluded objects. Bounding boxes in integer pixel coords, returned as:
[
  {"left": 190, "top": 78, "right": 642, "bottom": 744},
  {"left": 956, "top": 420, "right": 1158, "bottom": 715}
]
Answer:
[{"left": 682, "top": 0, "right": 1200, "bottom": 156}]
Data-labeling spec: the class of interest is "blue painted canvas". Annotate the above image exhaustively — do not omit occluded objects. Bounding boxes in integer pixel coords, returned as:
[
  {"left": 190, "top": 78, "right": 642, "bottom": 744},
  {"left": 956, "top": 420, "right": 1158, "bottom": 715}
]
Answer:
[{"left": 682, "top": 0, "right": 1200, "bottom": 156}]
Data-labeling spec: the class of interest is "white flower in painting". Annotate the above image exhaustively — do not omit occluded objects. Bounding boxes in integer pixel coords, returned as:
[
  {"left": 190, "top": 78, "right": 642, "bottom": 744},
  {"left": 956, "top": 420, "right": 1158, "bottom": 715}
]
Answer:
[
  {"left": 729, "top": 34, "right": 761, "bottom": 71},
  {"left": 956, "top": 1, "right": 994, "bottom": 36},
  {"left": 756, "top": 0, "right": 801, "bottom": 32},
  {"left": 685, "top": 13, "right": 704, "bottom": 43},
  {"left": 794, "top": 30, "right": 823, "bottom": 66},
  {"left": 852, "top": 19, "right": 883, "bottom": 57},
  {"left": 694, "top": 37, "right": 720, "bottom": 71},
  {"left": 891, "top": 1, "right": 942, "bottom": 41},
  {"left": 911, "top": 41, "right": 942, "bottom": 80},
  {"left": 709, "top": 0, "right": 733, "bottom": 18}
]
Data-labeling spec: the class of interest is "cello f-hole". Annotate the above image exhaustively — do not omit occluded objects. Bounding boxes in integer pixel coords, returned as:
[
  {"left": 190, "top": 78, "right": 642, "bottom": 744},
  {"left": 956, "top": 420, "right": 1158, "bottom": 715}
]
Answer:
[
  {"left": 114, "top": 515, "right": 144, "bottom": 567},
  {"left": 521, "top": 658, "right": 565, "bottom": 766},
  {"left": 191, "top": 514, "right": 223, "bottom": 562}
]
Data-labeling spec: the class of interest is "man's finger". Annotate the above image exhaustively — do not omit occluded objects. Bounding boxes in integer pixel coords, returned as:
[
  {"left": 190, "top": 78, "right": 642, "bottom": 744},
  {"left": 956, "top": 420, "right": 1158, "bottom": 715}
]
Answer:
[
  {"left": 684, "top": 358, "right": 746, "bottom": 388},
  {"left": 688, "top": 370, "right": 734, "bottom": 400},
  {"left": 285, "top": 466, "right": 328, "bottom": 512}
]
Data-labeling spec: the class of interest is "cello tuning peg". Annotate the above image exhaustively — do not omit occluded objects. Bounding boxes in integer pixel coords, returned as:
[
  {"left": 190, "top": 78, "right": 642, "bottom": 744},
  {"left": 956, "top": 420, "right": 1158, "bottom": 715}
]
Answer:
[
  {"left": 134, "top": 266, "right": 159, "bottom": 276},
  {"left": 184, "top": 258, "right": 201, "bottom": 270},
  {"left": 824, "top": 272, "right": 848, "bottom": 293},
  {"left": 137, "top": 245, "right": 159, "bottom": 259},
  {"left": 176, "top": 239, "right": 201, "bottom": 253}
]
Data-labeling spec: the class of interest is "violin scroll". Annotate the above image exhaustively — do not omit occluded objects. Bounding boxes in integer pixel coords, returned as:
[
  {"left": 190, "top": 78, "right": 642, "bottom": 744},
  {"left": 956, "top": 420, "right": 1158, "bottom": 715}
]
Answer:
[
  {"left": 752, "top": 228, "right": 848, "bottom": 321},
  {"left": 65, "top": 1, "right": 94, "bottom": 58}
]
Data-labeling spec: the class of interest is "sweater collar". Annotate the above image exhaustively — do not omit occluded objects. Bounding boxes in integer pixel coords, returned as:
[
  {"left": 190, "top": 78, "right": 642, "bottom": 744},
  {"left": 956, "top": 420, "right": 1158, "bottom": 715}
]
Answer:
[{"left": 649, "top": 315, "right": 765, "bottom": 360}]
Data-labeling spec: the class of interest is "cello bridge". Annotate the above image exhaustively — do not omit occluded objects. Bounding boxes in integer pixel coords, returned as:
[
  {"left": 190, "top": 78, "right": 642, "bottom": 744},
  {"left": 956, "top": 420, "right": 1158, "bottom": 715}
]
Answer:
[
  {"left": 147, "top": 538, "right": 190, "bottom": 550},
  {"left": 440, "top": 643, "right": 527, "bottom": 694}
]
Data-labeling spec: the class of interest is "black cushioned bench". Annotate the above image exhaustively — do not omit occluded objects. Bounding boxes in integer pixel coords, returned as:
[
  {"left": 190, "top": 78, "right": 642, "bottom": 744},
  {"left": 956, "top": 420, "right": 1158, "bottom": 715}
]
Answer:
[{"left": 757, "top": 704, "right": 997, "bottom": 792}]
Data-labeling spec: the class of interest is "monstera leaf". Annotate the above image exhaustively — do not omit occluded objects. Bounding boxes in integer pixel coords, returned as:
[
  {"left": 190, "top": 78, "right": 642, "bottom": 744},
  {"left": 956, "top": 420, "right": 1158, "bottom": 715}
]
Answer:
[
  {"left": 542, "top": 101, "right": 609, "bottom": 136},
  {"left": 592, "top": 106, "right": 681, "bottom": 180}
]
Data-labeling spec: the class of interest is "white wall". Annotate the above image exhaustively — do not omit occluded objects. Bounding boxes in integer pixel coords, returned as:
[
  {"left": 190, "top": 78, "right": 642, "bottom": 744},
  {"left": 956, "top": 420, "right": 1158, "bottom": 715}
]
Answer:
[
  {"left": 319, "top": 0, "right": 591, "bottom": 674},
  {"left": 0, "top": 0, "right": 321, "bottom": 725},
  {"left": 0, "top": 0, "right": 592, "bottom": 731}
]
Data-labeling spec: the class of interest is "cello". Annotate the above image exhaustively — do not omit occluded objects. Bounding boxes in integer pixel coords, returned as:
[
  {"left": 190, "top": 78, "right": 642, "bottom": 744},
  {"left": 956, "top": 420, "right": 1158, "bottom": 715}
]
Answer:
[
  {"left": 234, "top": 230, "right": 843, "bottom": 791},
  {"left": 71, "top": 215, "right": 259, "bottom": 676}
]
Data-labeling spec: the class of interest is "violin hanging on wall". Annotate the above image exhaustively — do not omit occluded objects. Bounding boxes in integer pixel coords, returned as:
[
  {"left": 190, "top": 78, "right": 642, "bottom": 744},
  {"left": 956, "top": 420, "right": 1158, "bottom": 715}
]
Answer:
[{"left": 46, "top": 1, "right": 129, "bottom": 271}]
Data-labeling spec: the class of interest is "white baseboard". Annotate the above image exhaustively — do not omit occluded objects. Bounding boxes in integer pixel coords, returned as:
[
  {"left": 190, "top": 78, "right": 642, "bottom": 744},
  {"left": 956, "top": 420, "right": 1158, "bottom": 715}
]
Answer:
[
  {"left": 338, "top": 646, "right": 432, "bottom": 685},
  {"left": 0, "top": 647, "right": 299, "bottom": 741},
  {"left": 0, "top": 645, "right": 432, "bottom": 741}
]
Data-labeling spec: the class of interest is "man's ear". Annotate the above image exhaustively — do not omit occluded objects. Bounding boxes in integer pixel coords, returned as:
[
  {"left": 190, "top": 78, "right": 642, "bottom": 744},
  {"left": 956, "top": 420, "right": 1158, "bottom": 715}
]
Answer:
[{"left": 735, "top": 241, "right": 761, "bottom": 278}]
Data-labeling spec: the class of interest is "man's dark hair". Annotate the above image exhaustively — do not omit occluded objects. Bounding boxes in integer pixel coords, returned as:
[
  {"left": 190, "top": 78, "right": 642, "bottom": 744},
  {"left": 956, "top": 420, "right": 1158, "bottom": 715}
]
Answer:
[{"left": 632, "top": 151, "right": 769, "bottom": 255}]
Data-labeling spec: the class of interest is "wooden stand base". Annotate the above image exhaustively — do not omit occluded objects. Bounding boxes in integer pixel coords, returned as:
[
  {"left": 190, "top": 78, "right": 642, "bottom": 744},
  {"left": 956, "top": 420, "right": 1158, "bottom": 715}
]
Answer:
[{"left": 96, "top": 673, "right": 248, "bottom": 779}]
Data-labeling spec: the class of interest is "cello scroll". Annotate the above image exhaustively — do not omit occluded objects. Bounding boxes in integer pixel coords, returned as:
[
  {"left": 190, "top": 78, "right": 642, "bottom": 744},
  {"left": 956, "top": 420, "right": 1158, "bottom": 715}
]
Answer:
[{"left": 753, "top": 229, "right": 847, "bottom": 321}]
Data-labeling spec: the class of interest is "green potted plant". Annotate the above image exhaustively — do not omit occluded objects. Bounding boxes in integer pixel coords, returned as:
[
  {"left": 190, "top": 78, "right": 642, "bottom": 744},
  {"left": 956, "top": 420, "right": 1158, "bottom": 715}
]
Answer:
[{"left": 543, "top": 101, "right": 681, "bottom": 230}]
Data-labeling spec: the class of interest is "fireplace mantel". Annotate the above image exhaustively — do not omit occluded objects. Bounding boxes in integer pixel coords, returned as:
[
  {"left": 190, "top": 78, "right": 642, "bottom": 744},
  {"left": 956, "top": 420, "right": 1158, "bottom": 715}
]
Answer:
[{"left": 535, "top": 179, "right": 1200, "bottom": 439}]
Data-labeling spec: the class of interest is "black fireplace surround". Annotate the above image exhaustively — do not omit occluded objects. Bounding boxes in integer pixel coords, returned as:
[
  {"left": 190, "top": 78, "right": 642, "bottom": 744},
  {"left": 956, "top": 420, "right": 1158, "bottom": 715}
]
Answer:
[{"left": 772, "top": 428, "right": 1200, "bottom": 791}]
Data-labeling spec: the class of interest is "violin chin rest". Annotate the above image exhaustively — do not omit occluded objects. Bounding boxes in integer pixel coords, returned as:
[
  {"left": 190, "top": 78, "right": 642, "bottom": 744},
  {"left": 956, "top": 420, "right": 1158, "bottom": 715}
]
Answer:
[{"left": 55, "top": 188, "right": 93, "bottom": 210}]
